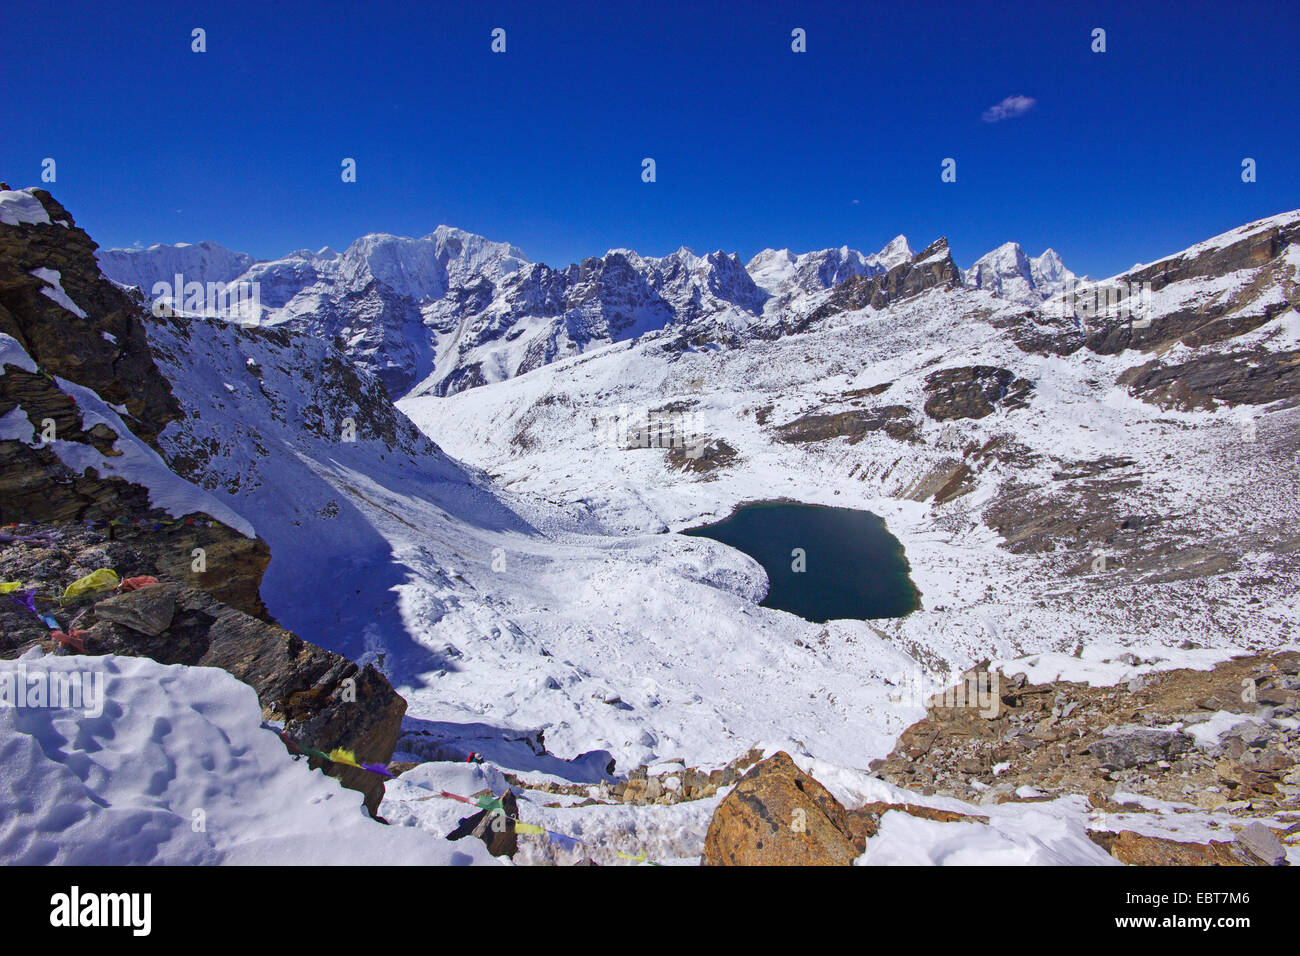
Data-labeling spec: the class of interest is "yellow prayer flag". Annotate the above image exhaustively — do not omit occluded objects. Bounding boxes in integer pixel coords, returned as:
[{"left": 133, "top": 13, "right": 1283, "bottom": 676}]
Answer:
[
  {"left": 327, "top": 748, "right": 360, "bottom": 768},
  {"left": 62, "top": 568, "right": 120, "bottom": 601}
]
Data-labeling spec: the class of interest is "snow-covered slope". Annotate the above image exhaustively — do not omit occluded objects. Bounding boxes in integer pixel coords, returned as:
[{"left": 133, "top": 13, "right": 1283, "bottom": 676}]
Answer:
[
  {"left": 404, "top": 207, "right": 1300, "bottom": 683},
  {"left": 142, "top": 306, "right": 934, "bottom": 773},
  {"left": 0, "top": 651, "right": 490, "bottom": 865}
]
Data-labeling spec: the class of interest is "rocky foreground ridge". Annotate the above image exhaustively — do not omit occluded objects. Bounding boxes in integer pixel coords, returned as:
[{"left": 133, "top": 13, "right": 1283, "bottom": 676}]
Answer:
[
  {"left": 474, "top": 652, "right": 1298, "bottom": 864},
  {"left": 0, "top": 189, "right": 408, "bottom": 813}
]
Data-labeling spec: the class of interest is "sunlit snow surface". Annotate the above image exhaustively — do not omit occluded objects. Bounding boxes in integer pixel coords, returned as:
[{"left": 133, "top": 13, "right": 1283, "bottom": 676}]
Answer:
[
  {"left": 8, "top": 209, "right": 1295, "bottom": 864},
  {"left": 0, "top": 652, "right": 490, "bottom": 865}
]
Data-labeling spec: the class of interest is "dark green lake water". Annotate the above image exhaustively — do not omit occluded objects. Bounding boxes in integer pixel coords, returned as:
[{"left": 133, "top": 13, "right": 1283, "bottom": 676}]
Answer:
[{"left": 682, "top": 501, "right": 920, "bottom": 622}]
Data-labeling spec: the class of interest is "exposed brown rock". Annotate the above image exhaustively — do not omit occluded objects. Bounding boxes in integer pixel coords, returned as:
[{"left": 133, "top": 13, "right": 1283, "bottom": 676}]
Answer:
[
  {"left": 1088, "top": 830, "right": 1270, "bottom": 866},
  {"left": 773, "top": 405, "right": 916, "bottom": 444},
  {"left": 1010, "top": 214, "right": 1298, "bottom": 360},
  {"left": 703, "top": 751, "right": 860, "bottom": 865},
  {"left": 847, "top": 802, "right": 988, "bottom": 843},
  {"left": 870, "top": 652, "right": 1300, "bottom": 816},
  {"left": 0, "top": 188, "right": 180, "bottom": 445},
  {"left": 901, "top": 459, "right": 974, "bottom": 503},
  {"left": 923, "top": 365, "right": 1033, "bottom": 421}
]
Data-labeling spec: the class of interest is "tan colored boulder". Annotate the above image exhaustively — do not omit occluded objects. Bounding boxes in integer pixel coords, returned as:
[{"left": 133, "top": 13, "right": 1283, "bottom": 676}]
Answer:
[{"left": 703, "top": 751, "right": 859, "bottom": 866}]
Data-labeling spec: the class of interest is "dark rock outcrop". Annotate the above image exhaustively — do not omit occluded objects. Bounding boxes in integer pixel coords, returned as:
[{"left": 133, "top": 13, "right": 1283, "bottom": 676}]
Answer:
[
  {"left": 1, "top": 188, "right": 407, "bottom": 814},
  {"left": 923, "top": 365, "right": 1034, "bottom": 420},
  {"left": 1125, "top": 215, "right": 1300, "bottom": 296},
  {"left": 1117, "top": 348, "right": 1300, "bottom": 410},
  {"left": 773, "top": 405, "right": 917, "bottom": 444},
  {"left": 0, "top": 189, "right": 180, "bottom": 444},
  {"left": 665, "top": 437, "right": 739, "bottom": 474},
  {"left": 1, "top": 525, "right": 406, "bottom": 815},
  {"left": 0, "top": 190, "right": 272, "bottom": 618},
  {"left": 446, "top": 789, "right": 519, "bottom": 858},
  {"left": 85, "top": 582, "right": 404, "bottom": 815},
  {"left": 1013, "top": 212, "right": 1297, "bottom": 360}
]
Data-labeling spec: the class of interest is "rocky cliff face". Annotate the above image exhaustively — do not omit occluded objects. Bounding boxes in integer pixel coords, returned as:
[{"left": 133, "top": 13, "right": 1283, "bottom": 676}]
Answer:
[
  {"left": 413, "top": 246, "right": 771, "bottom": 395},
  {"left": 1, "top": 189, "right": 180, "bottom": 444},
  {"left": 0, "top": 189, "right": 267, "bottom": 615}
]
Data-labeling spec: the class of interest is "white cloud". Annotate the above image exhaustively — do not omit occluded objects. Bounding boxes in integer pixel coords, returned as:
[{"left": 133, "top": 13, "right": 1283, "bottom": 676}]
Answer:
[{"left": 982, "top": 95, "right": 1037, "bottom": 123}]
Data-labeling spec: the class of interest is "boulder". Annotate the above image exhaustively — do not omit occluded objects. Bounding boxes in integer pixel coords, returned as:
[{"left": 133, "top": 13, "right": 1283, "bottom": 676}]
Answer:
[
  {"left": 92, "top": 583, "right": 176, "bottom": 636},
  {"left": 446, "top": 789, "right": 519, "bottom": 859},
  {"left": 702, "top": 751, "right": 859, "bottom": 865},
  {"left": 1235, "top": 822, "right": 1287, "bottom": 866},
  {"left": 1087, "top": 727, "right": 1193, "bottom": 770}
]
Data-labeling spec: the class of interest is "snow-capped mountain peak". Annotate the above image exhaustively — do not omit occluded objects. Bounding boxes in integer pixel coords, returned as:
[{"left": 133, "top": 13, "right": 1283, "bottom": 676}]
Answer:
[
  {"left": 745, "top": 234, "right": 914, "bottom": 308},
  {"left": 870, "top": 234, "right": 914, "bottom": 270},
  {"left": 963, "top": 241, "right": 1078, "bottom": 302},
  {"left": 97, "top": 239, "right": 258, "bottom": 293}
]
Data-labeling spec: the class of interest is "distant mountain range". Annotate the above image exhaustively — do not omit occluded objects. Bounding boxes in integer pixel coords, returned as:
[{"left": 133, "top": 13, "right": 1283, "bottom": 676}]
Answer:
[{"left": 98, "top": 228, "right": 1080, "bottom": 398}]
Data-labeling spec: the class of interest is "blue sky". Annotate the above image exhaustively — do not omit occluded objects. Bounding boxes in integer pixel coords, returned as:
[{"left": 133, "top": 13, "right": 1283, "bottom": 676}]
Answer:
[{"left": 3, "top": 0, "right": 1296, "bottom": 277}]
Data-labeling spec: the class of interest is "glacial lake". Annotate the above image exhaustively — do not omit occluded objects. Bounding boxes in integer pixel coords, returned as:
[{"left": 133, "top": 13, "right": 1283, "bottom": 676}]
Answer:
[{"left": 682, "top": 501, "right": 920, "bottom": 622}]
